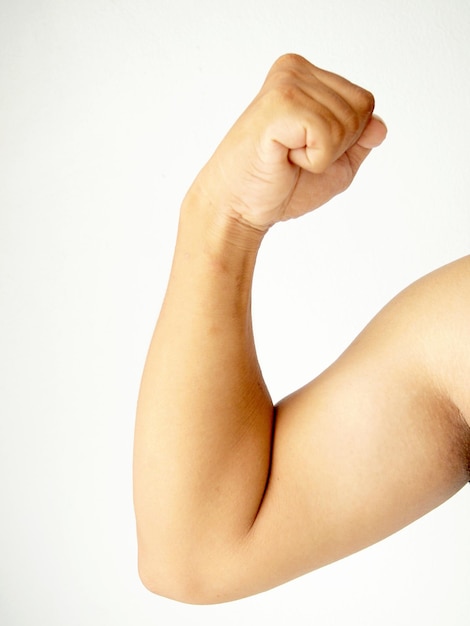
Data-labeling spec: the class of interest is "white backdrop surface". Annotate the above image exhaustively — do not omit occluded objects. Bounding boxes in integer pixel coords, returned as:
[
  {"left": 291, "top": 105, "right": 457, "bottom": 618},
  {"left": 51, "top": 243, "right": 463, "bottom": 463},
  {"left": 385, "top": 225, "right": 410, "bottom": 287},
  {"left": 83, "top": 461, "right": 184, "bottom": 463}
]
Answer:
[{"left": 1, "top": 1, "right": 469, "bottom": 624}]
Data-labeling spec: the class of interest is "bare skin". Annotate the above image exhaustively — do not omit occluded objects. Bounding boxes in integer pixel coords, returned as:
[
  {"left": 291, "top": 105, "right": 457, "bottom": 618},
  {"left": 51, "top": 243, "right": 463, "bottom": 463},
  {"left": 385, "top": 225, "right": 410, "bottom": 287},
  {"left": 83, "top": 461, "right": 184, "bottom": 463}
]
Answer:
[{"left": 133, "top": 54, "right": 470, "bottom": 604}]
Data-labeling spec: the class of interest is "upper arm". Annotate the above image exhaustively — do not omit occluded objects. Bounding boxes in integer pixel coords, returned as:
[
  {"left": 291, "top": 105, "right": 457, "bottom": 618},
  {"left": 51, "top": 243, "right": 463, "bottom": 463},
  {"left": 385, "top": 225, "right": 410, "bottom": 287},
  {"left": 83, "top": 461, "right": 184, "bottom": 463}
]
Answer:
[{"left": 222, "top": 256, "right": 470, "bottom": 600}]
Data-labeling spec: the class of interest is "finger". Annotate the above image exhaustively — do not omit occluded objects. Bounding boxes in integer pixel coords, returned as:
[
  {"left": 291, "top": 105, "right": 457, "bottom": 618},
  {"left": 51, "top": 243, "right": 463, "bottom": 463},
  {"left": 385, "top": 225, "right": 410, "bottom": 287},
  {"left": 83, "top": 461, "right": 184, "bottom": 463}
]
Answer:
[
  {"left": 266, "top": 55, "right": 375, "bottom": 127},
  {"left": 310, "top": 64, "right": 376, "bottom": 118},
  {"left": 288, "top": 143, "right": 332, "bottom": 173},
  {"left": 345, "top": 115, "right": 387, "bottom": 176},
  {"left": 294, "top": 73, "right": 378, "bottom": 168},
  {"left": 356, "top": 115, "right": 387, "bottom": 149},
  {"left": 262, "top": 56, "right": 385, "bottom": 174},
  {"left": 268, "top": 55, "right": 375, "bottom": 116},
  {"left": 264, "top": 94, "right": 347, "bottom": 173},
  {"left": 301, "top": 63, "right": 378, "bottom": 158}
]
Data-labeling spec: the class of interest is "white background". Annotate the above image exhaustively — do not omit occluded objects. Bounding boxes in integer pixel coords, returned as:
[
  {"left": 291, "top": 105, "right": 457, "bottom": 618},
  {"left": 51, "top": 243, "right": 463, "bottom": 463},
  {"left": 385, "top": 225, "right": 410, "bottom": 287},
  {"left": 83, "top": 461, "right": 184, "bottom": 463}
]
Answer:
[{"left": 1, "top": 1, "right": 470, "bottom": 624}]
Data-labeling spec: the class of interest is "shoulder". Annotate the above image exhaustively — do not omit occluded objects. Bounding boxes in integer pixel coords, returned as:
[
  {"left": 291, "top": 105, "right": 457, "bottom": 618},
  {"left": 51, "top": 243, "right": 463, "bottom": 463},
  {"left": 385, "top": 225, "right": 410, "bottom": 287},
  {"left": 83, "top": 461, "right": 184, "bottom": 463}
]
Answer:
[
  {"left": 390, "top": 255, "right": 470, "bottom": 432},
  {"left": 341, "top": 254, "right": 470, "bottom": 467}
]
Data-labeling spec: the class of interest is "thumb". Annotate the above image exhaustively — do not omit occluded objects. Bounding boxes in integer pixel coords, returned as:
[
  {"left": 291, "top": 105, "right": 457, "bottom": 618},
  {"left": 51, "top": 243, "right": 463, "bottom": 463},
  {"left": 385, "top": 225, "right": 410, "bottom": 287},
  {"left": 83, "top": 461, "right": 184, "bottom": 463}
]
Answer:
[
  {"left": 358, "top": 115, "right": 387, "bottom": 149},
  {"left": 346, "top": 115, "right": 387, "bottom": 174}
]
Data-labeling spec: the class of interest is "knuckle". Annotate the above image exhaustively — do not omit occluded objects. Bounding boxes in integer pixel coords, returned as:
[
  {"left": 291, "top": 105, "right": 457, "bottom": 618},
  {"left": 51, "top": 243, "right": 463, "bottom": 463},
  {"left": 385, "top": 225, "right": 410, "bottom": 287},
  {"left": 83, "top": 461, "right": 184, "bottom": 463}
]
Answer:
[
  {"left": 270, "top": 82, "right": 299, "bottom": 106},
  {"left": 356, "top": 87, "right": 375, "bottom": 113},
  {"left": 273, "top": 53, "right": 308, "bottom": 71},
  {"left": 267, "top": 54, "right": 312, "bottom": 89},
  {"left": 262, "top": 76, "right": 303, "bottom": 109}
]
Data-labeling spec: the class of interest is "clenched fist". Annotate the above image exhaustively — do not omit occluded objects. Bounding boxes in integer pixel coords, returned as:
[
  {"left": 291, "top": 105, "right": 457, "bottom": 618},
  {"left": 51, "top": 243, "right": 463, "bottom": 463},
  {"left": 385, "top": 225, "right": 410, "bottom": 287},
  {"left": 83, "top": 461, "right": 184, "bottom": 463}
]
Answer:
[{"left": 187, "top": 54, "right": 387, "bottom": 232}]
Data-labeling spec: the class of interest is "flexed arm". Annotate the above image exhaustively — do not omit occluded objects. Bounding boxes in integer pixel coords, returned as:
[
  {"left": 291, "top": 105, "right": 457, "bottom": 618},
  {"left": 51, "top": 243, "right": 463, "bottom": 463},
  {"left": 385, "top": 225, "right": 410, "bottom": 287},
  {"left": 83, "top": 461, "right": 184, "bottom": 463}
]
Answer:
[{"left": 133, "top": 55, "right": 469, "bottom": 604}]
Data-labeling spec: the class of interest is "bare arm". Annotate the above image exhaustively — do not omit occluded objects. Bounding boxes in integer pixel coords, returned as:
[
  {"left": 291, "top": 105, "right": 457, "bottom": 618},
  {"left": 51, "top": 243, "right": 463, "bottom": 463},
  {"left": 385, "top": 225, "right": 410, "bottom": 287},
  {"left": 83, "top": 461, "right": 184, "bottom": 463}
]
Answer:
[{"left": 133, "top": 55, "right": 470, "bottom": 604}]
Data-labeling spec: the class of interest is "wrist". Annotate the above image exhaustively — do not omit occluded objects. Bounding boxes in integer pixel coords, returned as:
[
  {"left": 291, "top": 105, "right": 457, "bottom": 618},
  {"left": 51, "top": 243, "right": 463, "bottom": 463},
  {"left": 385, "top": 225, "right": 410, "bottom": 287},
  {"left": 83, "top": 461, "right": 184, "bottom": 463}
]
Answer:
[
  {"left": 169, "top": 186, "right": 264, "bottom": 312},
  {"left": 180, "top": 184, "right": 267, "bottom": 257}
]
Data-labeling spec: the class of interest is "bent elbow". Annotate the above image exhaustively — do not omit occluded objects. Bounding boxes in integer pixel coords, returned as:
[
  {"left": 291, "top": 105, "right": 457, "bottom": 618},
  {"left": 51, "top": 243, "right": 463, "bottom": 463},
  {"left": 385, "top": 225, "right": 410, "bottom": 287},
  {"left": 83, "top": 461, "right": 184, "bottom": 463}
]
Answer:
[
  {"left": 138, "top": 562, "right": 204, "bottom": 605},
  {"left": 137, "top": 551, "right": 236, "bottom": 605}
]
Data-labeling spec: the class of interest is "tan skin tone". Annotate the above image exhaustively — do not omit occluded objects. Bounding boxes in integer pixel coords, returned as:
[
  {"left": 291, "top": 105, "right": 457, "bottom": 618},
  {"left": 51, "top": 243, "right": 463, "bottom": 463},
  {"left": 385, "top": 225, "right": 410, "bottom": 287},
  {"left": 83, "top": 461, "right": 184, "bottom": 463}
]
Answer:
[{"left": 133, "top": 54, "right": 470, "bottom": 604}]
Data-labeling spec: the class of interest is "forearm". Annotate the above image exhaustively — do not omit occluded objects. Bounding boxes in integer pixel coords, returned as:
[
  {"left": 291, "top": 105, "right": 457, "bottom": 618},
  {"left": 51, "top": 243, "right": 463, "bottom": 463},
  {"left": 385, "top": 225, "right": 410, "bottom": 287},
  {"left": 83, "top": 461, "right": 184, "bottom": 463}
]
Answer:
[{"left": 133, "top": 189, "right": 274, "bottom": 598}]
